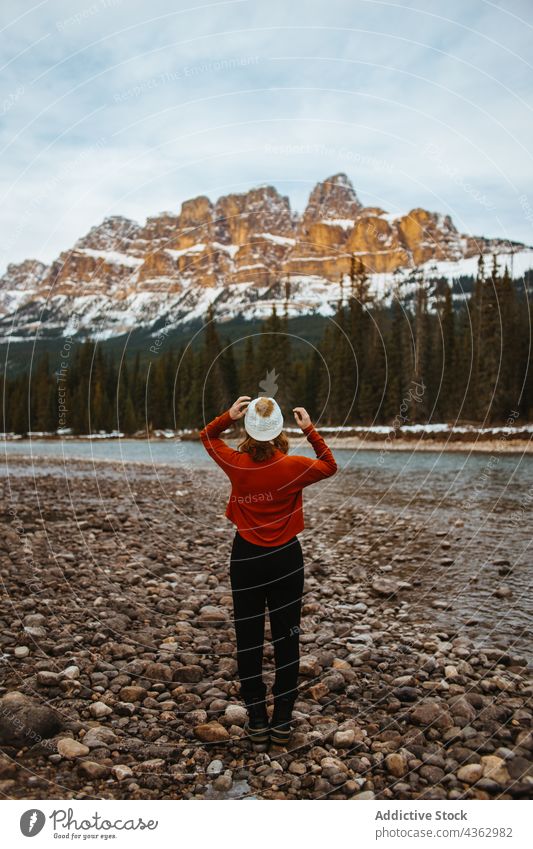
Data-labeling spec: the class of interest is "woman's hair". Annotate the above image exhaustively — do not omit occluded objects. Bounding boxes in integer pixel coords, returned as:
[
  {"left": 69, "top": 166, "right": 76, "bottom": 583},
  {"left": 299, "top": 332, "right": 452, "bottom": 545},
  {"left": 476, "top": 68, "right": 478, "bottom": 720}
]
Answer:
[{"left": 238, "top": 396, "right": 289, "bottom": 461}]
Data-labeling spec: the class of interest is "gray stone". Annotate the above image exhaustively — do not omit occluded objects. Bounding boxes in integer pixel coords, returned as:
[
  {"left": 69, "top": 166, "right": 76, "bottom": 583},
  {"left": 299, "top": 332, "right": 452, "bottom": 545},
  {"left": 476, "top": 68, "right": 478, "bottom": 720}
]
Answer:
[
  {"left": 207, "top": 759, "right": 224, "bottom": 776},
  {"left": 224, "top": 704, "right": 247, "bottom": 725},
  {"left": 333, "top": 730, "right": 356, "bottom": 748},
  {"left": 14, "top": 646, "right": 29, "bottom": 658}
]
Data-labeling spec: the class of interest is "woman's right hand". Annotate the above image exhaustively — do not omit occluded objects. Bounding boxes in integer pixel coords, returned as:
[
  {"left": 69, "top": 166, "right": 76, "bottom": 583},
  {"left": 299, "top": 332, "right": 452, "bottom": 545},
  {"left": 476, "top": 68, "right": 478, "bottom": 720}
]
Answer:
[
  {"left": 229, "top": 396, "right": 251, "bottom": 420},
  {"left": 293, "top": 407, "right": 312, "bottom": 430}
]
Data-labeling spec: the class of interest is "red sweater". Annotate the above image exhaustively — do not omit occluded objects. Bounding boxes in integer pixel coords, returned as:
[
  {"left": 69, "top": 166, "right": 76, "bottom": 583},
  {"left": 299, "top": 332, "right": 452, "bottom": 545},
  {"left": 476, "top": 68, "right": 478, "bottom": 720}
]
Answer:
[{"left": 199, "top": 410, "right": 337, "bottom": 546}]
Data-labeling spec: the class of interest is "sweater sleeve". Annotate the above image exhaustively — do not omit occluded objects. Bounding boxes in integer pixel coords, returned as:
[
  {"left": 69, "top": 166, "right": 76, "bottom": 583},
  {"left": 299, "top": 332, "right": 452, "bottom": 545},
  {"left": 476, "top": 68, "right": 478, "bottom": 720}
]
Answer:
[
  {"left": 291, "top": 423, "right": 337, "bottom": 487},
  {"left": 199, "top": 410, "right": 241, "bottom": 473}
]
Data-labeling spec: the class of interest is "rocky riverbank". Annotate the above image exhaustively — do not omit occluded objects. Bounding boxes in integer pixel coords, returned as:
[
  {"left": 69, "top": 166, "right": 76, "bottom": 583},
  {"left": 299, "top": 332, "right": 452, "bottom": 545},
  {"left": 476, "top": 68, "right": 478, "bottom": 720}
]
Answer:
[
  {"left": 290, "top": 437, "right": 533, "bottom": 453},
  {"left": 0, "top": 457, "right": 531, "bottom": 800}
]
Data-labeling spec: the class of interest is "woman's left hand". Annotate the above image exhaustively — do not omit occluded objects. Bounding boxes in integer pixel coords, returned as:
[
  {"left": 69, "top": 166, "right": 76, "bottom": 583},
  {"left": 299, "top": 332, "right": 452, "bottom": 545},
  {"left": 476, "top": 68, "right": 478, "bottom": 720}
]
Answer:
[{"left": 229, "top": 396, "right": 251, "bottom": 420}]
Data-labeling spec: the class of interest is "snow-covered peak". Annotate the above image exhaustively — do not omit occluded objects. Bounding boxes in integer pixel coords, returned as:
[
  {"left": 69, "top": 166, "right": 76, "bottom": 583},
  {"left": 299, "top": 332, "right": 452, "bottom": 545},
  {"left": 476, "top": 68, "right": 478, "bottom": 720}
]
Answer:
[
  {"left": 303, "top": 173, "right": 362, "bottom": 226},
  {"left": 0, "top": 259, "right": 48, "bottom": 289},
  {"left": 75, "top": 215, "right": 141, "bottom": 253}
]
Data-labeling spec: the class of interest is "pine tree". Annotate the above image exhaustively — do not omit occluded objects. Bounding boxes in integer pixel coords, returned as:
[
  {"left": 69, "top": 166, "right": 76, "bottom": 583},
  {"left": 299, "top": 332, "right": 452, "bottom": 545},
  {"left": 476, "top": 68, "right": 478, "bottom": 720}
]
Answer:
[
  {"left": 385, "top": 279, "right": 409, "bottom": 420},
  {"left": 201, "top": 305, "right": 228, "bottom": 421},
  {"left": 221, "top": 338, "right": 239, "bottom": 408},
  {"left": 69, "top": 340, "right": 96, "bottom": 434},
  {"left": 454, "top": 301, "right": 474, "bottom": 421},
  {"left": 358, "top": 307, "right": 387, "bottom": 422},
  {"left": 149, "top": 357, "right": 168, "bottom": 430},
  {"left": 239, "top": 336, "right": 257, "bottom": 396},
  {"left": 476, "top": 255, "right": 501, "bottom": 421},
  {"left": 116, "top": 360, "right": 139, "bottom": 434},
  {"left": 410, "top": 270, "right": 431, "bottom": 422},
  {"left": 315, "top": 323, "right": 334, "bottom": 423},
  {"left": 10, "top": 373, "right": 30, "bottom": 434},
  {"left": 494, "top": 263, "right": 518, "bottom": 417},
  {"left": 131, "top": 351, "right": 146, "bottom": 429},
  {"left": 91, "top": 346, "right": 108, "bottom": 432},
  {"left": 348, "top": 256, "right": 372, "bottom": 420},
  {"left": 31, "top": 352, "right": 56, "bottom": 432},
  {"left": 436, "top": 281, "right": 455, "bottom": 420},
  {"left": 176, "top": 345, "right": 197, "bottom": 429},
  {"left": 304, "top": 348, "right": 323, "bottom": 421},
  {"left": 328, "top": 299, "right": 354, "bottom": 425},
  {"left": 256, "top": 307, "right": 292, "bottom": 409}
]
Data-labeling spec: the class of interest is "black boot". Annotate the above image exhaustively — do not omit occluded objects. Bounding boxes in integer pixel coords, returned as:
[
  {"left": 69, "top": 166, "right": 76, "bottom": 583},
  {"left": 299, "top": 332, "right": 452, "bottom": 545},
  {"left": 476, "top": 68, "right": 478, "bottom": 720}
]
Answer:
[
  {"left": 269, "top": 695, "right": 295, "bottom": 747},
  {"left": 243, "top": 694, "right": 269, "bottom": 751}
]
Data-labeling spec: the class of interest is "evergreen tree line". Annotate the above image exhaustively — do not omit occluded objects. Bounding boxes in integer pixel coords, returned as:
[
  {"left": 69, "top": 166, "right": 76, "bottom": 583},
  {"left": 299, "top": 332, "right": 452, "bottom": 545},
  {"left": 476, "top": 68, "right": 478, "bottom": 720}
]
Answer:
[{"left": 2, "top": 255, "right": 531, "bottom": 435}]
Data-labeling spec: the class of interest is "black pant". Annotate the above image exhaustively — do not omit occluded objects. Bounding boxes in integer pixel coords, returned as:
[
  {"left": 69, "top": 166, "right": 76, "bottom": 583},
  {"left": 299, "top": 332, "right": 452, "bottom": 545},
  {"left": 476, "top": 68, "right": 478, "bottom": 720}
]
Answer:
[{"left": 230, "top": 531, "right": 304, "bottom": 707}]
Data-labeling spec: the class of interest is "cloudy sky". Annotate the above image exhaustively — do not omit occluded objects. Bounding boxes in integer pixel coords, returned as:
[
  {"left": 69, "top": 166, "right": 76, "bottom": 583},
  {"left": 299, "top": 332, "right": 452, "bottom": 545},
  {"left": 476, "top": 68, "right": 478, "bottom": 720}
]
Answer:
[{"left": 1, "top": 0, "right": 532, "bottom": 272}]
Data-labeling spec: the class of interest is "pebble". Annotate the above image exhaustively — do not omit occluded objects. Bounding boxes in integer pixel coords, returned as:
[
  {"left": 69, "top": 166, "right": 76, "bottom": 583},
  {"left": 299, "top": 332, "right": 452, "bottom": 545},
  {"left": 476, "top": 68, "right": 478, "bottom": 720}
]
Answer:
[
  {"left": 174, "top": 665, "right": 204, "bottom": 683},
  {"left": 419, "top": 764, "right": 445, "bottom": 784},
  {"left": 393, "top": 686, "right": 419, "bottom": 702},
  {"left": 120, "top": 686, "right": 147, "bottom": 702},
  {"left": 89, "top": 701, "right": 113, "bottom": 718},
  {"left": 14, "top": 646, "right": 29, "bottom": 658},
  {"left": 410, "top": 701, "right": 453, "bottom": 730},
  {"left": 333, "top": 730, "right": 356, "bottom": 748},
  {"left": 57, "top": 738, "right": 90, "bottom": 759},
  {"left": 213, "top": 771, "right": 233, "bottom": 791},
  {"left": 78, "top": 761, "right": 110, "bottom": 780},
  {"left": 194, "top": 722, "right": 230, "bottom": 743},
  {"left": 82, "top": 727, "right": 117, "bottom": 748},
  {"left": 207, "top": 759, "right": 224, "bottom": 776},
  {"left": 371, "top": 578, "right": 400, "bottom": 597},
  {"left": 457, "top": 764, "right": 483, "bottom": 784},
  {"left": 224, "top": 704, "right": 248, "bottom": 725},
  {"left": 308, "top": 682, "right": 329, "bottom": 701},
  {"left": 112, "top": 765, "right": 133, "bottom": 781},
  {"left": 480, "top": 755, "right": 511, "bottom": 785},
  {"left": 62, "top": 665, "right": 80, "bottom": 679},
  {"left": 37, "top": 671, "right": 60, "bottom": 686},
  {"left": 385, "top": 753, "right": 408, "bottom": 778},
  {"left": 198, "top": 606, "right": 229, "bottom": 624}
]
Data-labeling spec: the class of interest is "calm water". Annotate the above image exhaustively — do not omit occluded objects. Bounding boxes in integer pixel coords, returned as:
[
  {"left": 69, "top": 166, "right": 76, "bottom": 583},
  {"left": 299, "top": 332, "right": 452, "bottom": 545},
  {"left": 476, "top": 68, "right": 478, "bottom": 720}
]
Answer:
[
  {"left": 2, "top": 438, "right": 532, "bottom": 660},
  {"left": 2, "top": 437, "right": 532, "bottom": 508}
]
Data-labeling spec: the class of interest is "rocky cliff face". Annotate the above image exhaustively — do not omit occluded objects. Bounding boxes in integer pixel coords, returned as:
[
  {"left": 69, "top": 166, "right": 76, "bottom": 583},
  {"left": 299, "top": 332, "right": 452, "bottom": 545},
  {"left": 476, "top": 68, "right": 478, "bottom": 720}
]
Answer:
[{"left": 0, "top": 174, "right": 530, "bottom": 340}]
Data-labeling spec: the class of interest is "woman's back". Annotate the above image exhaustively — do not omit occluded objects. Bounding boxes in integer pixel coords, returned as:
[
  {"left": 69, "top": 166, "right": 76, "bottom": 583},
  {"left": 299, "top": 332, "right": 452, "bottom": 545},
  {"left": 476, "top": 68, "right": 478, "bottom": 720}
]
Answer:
[{"left": 200, "top": 408, "right": 337, "bottom": 545}]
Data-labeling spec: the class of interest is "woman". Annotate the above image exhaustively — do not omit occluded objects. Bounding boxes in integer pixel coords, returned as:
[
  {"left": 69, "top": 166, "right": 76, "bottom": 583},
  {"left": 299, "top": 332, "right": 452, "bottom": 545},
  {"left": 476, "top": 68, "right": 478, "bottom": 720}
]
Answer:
[{"left": 200, "top": 395, "right": 337, "bottom": 750}]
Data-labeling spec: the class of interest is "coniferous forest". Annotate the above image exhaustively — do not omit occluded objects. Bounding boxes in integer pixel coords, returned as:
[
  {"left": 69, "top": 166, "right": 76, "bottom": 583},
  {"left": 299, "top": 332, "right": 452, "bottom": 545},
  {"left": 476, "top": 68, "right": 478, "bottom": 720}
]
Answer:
[{"left": 1, "top": 256, "right": 531, "bottom": 435}]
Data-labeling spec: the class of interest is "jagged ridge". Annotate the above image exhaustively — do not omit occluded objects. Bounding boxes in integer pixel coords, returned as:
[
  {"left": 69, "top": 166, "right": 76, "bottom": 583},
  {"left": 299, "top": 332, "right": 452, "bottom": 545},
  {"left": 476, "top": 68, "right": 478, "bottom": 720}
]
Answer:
[{"left": 0, "top": 174, "right": 530, "bottom": 341}]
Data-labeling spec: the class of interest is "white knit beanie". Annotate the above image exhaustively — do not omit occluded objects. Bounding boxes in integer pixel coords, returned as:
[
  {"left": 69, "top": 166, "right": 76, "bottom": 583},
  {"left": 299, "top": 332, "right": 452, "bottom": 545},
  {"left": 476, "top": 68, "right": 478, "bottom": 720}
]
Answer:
[{"left": 244, "top": 396, "right": 284, "bottom": 441}]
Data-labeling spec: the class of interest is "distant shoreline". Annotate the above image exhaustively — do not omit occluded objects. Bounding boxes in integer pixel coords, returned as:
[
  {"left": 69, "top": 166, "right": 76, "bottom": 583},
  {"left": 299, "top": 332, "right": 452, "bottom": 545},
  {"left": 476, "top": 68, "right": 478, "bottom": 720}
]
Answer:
[
  {"left": 288, "top": 436, "right": 533, "bottom": 453},
  {"left": 2, "top": 435, "right": 532, "bottom": 454}
]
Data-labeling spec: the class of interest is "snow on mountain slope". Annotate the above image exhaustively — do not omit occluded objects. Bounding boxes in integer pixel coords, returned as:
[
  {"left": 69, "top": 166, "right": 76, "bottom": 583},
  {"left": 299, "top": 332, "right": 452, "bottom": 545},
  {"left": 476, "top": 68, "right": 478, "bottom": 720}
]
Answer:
[{"left": 0, "top": 174, "right": 531, "bottom": 342}]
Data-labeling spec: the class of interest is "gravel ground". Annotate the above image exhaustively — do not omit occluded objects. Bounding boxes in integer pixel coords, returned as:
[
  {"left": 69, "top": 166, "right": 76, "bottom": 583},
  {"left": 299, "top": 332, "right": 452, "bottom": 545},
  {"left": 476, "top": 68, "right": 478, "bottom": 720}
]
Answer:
[{"left": 0, "top": 457, "right": 531, "bottom": 800}]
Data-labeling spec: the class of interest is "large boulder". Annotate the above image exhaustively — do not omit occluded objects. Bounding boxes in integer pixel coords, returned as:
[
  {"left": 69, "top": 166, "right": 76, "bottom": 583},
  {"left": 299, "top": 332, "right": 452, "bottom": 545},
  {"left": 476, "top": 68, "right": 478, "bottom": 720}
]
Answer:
[{"left": 0, "top": 691, "right": 62, "bottom": 747}]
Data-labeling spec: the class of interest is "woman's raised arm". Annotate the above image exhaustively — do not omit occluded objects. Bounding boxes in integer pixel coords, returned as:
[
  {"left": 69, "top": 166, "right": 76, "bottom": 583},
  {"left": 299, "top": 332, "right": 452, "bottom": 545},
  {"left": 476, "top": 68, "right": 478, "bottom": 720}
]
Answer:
[{"left": 198, "top": 396, "right": 251, "bottom": 472}]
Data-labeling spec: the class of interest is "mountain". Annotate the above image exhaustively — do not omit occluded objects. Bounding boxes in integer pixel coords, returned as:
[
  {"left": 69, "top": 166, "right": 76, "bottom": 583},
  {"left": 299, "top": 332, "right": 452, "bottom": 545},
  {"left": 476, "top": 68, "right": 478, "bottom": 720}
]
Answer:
[{"left": 1, "top": 173, "right": 531, "bottom": 341}]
